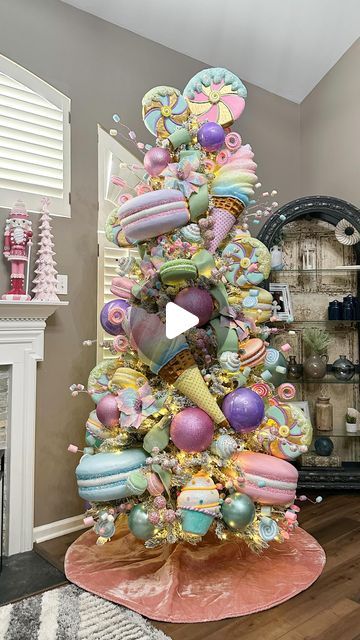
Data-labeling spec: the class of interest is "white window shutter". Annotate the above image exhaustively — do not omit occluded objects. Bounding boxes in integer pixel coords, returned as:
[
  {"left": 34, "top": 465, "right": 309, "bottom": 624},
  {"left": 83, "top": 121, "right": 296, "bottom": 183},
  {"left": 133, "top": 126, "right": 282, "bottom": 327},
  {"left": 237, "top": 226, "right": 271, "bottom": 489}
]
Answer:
[
  {"left": 0, "top": 54, "right": 71, "bottom": 217},
  {"left": 97, "top": 126, "right": 143, "bottom": 363}
]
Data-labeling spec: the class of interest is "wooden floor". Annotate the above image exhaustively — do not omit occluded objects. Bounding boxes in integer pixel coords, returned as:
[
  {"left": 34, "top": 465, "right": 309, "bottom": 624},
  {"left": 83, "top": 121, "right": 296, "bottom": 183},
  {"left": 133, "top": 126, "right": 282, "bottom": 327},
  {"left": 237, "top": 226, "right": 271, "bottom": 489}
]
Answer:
[{"left": 36, "top": 494, "right": 360, "bottom": 640}]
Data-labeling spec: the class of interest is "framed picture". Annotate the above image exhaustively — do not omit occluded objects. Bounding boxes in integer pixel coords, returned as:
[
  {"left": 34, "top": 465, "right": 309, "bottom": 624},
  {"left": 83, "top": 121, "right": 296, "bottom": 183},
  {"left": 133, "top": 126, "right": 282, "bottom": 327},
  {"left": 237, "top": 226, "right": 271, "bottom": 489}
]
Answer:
[
  {"left": 289, "top": 401, "right": 311, "bottom": 423},
  {"left": 269, "top": 283, "right": 293, "bottom": 322}
]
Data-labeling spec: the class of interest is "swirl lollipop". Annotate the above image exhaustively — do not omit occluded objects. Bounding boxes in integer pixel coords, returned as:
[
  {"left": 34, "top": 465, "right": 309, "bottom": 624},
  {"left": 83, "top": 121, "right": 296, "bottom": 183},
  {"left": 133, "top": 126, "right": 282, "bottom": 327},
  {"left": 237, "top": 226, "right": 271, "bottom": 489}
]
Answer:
[
  {"left": 142, "top": 86, "right": 190, "bottom": 139},
  {"left": 183, "top": 68, "right": 247, "bottom": 128},
  {"left": 259, "top": 517, "right": 279, "bottom": 542}
]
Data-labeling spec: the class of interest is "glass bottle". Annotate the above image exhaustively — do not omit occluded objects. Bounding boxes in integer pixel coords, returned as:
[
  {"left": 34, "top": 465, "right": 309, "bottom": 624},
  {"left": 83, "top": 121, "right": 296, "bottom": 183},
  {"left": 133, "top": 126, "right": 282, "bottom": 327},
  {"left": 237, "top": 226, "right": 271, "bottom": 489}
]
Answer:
[
  {"left": 287, "top": 355, "right": 302, "bottom": 380},
  {"left": 315, "top": 397, "right": 333, "bottom": 432}
]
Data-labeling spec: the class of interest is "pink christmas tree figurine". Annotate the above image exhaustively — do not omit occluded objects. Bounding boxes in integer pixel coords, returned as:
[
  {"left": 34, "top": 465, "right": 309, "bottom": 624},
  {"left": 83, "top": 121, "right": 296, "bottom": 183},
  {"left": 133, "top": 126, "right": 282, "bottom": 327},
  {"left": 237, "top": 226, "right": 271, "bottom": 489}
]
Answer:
[
  {"left": 2, "top": 200, "right": 33, "bottom": 301},
  {"left": 32, "top": 198, "right": 60, "bottom": 302}
]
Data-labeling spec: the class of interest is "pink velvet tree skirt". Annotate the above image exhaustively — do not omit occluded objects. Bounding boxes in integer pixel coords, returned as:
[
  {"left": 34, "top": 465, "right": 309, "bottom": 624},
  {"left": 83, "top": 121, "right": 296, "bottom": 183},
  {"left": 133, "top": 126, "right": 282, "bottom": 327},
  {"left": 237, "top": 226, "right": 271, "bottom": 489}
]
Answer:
[{"left": 65, "top": 520, "right": 325, "bottom": 623}]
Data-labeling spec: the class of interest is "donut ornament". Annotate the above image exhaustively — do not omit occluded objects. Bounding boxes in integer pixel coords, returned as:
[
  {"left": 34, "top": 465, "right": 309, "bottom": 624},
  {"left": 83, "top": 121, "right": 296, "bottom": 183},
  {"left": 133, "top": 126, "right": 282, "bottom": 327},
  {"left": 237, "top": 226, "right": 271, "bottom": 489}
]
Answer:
[
  {"left": 142, "top": 86, "right": 190, "bottom": 139},
  {"left": 222, "top": 234, "right": 271, "bottom": 288},
  {"left": 183, "top": 68, "right": 247, "bottom": 128}
]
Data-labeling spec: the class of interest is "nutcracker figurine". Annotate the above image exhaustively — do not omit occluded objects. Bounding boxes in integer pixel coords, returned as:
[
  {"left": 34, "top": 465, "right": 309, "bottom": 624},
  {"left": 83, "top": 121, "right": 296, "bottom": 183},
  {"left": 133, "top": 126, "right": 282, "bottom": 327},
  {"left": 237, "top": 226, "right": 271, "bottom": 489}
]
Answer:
[{"left": 2, "top": 200, "right": 33, "bottom": 301}]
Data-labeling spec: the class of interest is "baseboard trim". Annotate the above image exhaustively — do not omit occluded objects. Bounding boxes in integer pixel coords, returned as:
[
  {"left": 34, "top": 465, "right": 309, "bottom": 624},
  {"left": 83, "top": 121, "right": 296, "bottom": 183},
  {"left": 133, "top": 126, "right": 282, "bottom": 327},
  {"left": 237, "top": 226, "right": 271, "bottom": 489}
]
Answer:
[{"left": 33, "top": 514, "right": 86, "bottom": 544}]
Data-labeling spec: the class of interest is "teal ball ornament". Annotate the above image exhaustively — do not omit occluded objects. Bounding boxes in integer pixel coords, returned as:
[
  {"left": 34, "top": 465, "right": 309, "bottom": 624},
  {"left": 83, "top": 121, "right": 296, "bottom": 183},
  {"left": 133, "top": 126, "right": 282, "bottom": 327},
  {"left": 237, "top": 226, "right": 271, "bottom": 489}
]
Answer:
[
  {"left": 128, "top": 504, "right": 155, "bottom": 541},
  {"left": 221, "top": 493, "right": 255, "bottom": 531}
]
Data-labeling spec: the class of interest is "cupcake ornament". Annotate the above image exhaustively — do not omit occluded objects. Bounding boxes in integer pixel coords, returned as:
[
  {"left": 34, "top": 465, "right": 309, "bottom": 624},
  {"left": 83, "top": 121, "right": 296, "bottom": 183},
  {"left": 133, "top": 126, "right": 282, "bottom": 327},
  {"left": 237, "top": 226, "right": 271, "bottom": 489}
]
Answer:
[{"left": 177, "top": 471, "right": 220, "bottom": 536}]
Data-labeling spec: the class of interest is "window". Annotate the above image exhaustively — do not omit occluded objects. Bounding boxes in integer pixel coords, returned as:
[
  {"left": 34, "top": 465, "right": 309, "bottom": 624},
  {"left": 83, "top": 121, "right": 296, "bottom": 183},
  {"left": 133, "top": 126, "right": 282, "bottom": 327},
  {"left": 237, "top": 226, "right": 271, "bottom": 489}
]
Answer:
[
  {"left": 0, "top": 54, "right": 71, "bottom": 217},
  {"left": 97, "top": 126, "right": 142, "bottom": 361}
]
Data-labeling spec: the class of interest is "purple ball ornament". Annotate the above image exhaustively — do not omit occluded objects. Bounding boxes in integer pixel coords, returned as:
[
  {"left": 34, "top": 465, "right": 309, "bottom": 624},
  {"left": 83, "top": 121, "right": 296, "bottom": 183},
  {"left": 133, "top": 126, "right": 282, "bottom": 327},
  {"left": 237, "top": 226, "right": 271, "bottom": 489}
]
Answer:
[
  {"left": 170, "top": 407, "right": 214, "bottom": 452},
  {"left": 174, "top": 287, "right": 213, "bottom": 326},
  {"left": 100, "top": 299, "right": 129, "bottom": 336},
  {"left": 197, "top": 122, "right": 225, "bottom": 152},
  {"left": 143, "top": 147, "right": 171, "bottom": 177},
  {"left": 96, "top": 394, "right": 120, "bottom": 429},
  {"left": 222, "top": 388, "right": 265, "bottom": 433}
]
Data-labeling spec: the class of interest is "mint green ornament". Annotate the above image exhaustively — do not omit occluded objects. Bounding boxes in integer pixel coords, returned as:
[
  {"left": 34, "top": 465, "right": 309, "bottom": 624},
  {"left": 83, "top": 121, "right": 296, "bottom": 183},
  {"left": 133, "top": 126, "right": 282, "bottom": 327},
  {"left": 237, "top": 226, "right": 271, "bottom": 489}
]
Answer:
[
  {"left": 143, "top": 416, "right": 171, "bottom": 453},
  {"left": 221, "top": 493, "right": 255, "bottom": 531},
  {"left": 128, "top": 504, "right": 155, "bottom": 541}
]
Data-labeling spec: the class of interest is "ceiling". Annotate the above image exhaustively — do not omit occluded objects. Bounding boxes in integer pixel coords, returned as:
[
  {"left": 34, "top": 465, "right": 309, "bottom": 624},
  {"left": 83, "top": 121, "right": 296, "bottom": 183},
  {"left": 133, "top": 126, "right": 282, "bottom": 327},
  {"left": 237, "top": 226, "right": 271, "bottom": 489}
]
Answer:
[{"left": 61, "top": 0, "right": 360, "bottom": 103}]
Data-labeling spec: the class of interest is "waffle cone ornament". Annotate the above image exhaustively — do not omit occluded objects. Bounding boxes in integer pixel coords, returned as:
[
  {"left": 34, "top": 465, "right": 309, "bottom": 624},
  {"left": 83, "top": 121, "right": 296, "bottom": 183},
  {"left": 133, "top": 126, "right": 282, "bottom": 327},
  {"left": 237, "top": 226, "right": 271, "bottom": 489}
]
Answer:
[
  {"left": 159, "top": 350, "right": 228, "bottom": 426},
  {"left": 208, "top": 197, "right": 245, "bottom": 253}
]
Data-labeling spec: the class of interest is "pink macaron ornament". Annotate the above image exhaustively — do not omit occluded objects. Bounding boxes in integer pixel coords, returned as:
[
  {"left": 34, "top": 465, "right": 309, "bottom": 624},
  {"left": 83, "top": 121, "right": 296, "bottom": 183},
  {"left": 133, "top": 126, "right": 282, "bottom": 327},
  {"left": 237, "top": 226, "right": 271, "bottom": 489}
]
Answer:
[
  {"left": 170, "top": 407, "right": 214, "bottom": 453},
  {"left": 231, "top": 451, "right": 299, "bottom": 506}
]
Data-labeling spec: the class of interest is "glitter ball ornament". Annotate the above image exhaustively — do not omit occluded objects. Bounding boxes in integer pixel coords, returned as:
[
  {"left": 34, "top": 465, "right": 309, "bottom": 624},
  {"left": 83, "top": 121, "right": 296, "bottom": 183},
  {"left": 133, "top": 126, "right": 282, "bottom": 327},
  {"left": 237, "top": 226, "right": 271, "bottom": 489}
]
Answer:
[
  {"left": 170, "top": 407, "right": 214, "bottom": 452},
  {"left": 143, "top": 147, "right": 171, "bottom": 177},
  {"left": 100, "top": 299, "right": 129, "bottom": 336},
  {"left": 221, "top": 493, "right": 255, "bottom": 531},
  {"left": 222, "top": 387, "right": 265, "bottom": 433},
  {"left": 197, "top": 122, "right": 225, "bottom": 152},
  {"left": 174, "top": 287, "right": 213, "bottom": 326},
  {"left": 95, "top": 394, "right": 120, "bottom": 429},
  {"left": 128, "top": 504, "right": 155, "bottom": 541}
]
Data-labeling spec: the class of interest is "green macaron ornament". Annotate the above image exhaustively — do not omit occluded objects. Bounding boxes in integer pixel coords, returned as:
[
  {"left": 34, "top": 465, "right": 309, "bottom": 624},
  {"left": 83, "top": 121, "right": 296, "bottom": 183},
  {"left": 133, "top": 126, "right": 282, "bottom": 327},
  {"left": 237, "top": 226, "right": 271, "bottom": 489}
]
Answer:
[{"left": 159, "top": 259, "right": 198, "bottom": 285}]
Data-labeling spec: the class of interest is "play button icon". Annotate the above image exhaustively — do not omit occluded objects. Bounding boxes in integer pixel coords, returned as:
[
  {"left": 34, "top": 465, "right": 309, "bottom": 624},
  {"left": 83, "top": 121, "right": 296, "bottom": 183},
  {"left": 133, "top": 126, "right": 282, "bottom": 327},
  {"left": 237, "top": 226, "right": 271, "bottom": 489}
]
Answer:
[{"left": 165, "top": 302, "right": 199, "bottom": 339}]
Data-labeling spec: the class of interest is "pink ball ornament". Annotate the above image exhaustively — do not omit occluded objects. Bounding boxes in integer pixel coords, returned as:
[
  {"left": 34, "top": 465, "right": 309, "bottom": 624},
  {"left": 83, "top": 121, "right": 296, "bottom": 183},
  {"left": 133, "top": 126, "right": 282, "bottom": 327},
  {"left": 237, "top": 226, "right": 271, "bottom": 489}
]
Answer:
[
  {"left": 170, "top": 407, "right": 214, "bottom": 452},
  {"left": 174, "top": 287, "right": 213, "bottom": 326},
  {"left": 143, "top": 147, "right": 171, "bottom": 177},
  {"left": 95, "top": 394, "right": 120, "bottom": 429}
]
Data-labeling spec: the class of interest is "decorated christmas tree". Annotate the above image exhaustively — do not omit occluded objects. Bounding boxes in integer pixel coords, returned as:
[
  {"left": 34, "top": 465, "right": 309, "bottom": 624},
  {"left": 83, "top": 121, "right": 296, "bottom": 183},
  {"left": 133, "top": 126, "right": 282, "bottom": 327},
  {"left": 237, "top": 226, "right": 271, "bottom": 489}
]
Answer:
[
  {"left": 32, "top": 198, "right": 60, "bottom": 302},
  {"left": 68, "top": 68, "right": 322, "bottom": 616}
]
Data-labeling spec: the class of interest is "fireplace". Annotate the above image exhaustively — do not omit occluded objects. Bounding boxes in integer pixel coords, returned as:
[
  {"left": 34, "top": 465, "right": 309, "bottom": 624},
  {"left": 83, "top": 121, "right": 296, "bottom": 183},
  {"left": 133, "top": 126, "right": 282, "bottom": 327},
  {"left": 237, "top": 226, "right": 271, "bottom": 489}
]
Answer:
[{"left": 0, "top": 301, "right": 67, "bottom": 555}]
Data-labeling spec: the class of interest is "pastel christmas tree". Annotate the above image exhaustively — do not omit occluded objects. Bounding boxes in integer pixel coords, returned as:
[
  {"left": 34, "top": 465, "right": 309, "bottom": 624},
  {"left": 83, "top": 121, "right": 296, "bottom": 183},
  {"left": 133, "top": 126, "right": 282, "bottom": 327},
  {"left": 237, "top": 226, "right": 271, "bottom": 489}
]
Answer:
[{"left": 32, "top": 198, "right": 60, "bottom": 302}]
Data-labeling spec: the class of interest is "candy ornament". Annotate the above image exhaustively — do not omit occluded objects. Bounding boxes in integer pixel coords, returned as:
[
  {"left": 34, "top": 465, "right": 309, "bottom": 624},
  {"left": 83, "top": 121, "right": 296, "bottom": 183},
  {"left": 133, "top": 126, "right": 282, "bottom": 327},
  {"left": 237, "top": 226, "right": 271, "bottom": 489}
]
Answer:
[
  {"left": 222, "top": 235, "right": 271, "bottom": 287},
  {"left": 100, "top": 299, "right": 129, "bottom": 336},
  {"left": 177, "top": 472, "right": 220, "bottom": 535},
  {"left": 221, "top": 493, "right": 255, "bottom": 531},
  {"left": 142, "top": 86, "right": 190, "bottom": 138},
  {"left": 231, "top": 451, "right": 298, "bottom": 505},
  {"left": 208, "top": 147, "right": 258, "bottom": 253},
  {"left": 170, "top": 407, "right": 214, "bottom": 453},
  {"left": 76, "top": 449, "right": 147, "bottom": 501},
  {"left": 211, "top": 434, "right": 238, "bottom": 459},
  {"left": 85, "top": 410, "right": 113, "bottom": 448},
  {"left": 222, "top": 387, "right": 265, "bottom": 433},
  {"left": 258, "top": 517, "right": 279, "bottom": 542},
  {"left": 259, "top": 401, "right": 312, "bottom": 460},
  {"left": 183, "top": 68, "right": 247, "bottom": 128},
  {"left": 128, "top": 504, "right": 155, "bottom": 541},
  {"left": 87, "top": 358, "right": 120, "bottom": 404}
]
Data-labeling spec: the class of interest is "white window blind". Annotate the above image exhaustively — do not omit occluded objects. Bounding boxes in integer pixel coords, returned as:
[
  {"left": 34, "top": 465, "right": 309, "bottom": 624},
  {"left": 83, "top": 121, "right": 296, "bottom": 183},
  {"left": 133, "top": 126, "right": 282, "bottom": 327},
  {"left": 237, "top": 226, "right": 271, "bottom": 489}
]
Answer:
[
  {"left": 0, "top": 55, "right": 71, "bottom": 217},
  {"left": 97, "top": 126, "right": 143, "bottom": 362}
]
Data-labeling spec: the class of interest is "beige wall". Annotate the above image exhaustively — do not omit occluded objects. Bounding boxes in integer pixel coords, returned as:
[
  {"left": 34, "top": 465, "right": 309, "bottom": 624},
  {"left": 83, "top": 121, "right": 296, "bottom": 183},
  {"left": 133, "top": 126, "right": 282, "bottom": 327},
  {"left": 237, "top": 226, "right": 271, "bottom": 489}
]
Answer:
[
  {"left": 301, "top": 38, "right": 360, "bottom": 206},
  {"left": 0, "top": 0, "right": 300, "bottom": 526}
]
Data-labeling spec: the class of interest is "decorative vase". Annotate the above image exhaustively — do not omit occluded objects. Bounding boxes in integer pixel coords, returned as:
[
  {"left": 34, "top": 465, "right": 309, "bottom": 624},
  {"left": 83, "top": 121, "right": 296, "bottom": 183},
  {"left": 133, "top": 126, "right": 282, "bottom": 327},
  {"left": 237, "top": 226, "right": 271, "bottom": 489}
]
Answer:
[
  {"left": 332, "top": 355, "right": 355, "bottom": 381},
  {"left": 270, "top": 245, "right": 283, "bottom": 271},
  {"left": 315, "top": 397, "right": 333, "bottom": 432},
  {"left": 345, "top": 421, "right": 357, "bottom": 434},
  {"left": 303, "top": 353, "right": 328, "bottom": 379},
  {"left": 287, "top": 355, "right": 302, "bottom": 380}
]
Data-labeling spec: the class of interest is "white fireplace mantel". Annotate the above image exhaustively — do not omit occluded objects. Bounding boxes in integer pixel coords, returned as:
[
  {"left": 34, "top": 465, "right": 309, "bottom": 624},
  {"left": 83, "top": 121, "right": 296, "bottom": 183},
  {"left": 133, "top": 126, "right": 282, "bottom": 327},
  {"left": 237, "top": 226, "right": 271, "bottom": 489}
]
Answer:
[{"left": 0, "top": 300, "right": 68, "bottom": 555}]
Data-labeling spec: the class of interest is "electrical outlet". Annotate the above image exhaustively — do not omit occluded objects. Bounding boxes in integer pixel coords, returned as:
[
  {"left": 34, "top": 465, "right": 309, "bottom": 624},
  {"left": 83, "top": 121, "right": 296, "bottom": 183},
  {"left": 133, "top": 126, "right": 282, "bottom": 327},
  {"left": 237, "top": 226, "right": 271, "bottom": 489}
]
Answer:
[{"left": 56, "top": 274, "right": 68, "bottom": 295}]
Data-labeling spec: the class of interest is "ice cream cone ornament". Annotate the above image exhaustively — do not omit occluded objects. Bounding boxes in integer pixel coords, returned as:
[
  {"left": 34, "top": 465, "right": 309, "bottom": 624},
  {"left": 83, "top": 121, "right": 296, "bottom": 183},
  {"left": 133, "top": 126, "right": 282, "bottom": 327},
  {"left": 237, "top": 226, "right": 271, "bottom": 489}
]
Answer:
[{"left": 70, "top": 65, "right": 321, "bottom": 554}]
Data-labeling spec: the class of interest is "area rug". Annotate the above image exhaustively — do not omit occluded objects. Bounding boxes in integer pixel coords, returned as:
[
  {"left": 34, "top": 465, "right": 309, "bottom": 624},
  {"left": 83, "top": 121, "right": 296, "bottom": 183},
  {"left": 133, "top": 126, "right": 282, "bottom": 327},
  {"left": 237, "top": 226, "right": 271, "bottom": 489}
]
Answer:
[
  {"left": 0, "top": 584, "right": 170, "bottom": 639},
  {"left": 65, "top": 518, "right": 326, "bottom": 623}
]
